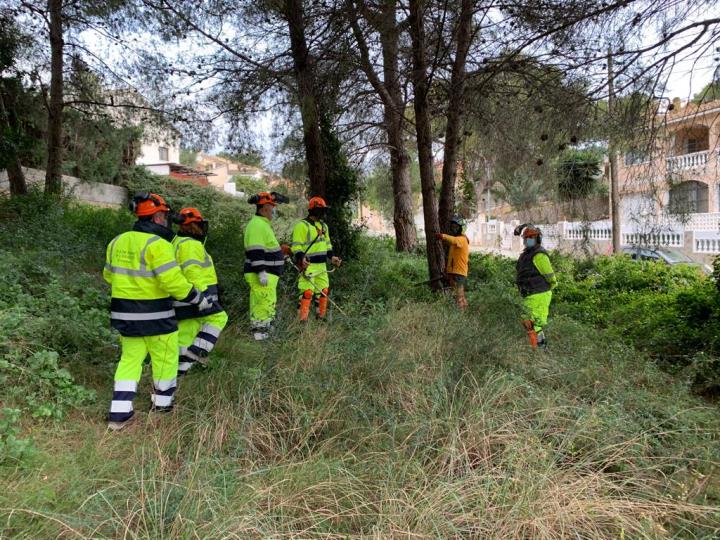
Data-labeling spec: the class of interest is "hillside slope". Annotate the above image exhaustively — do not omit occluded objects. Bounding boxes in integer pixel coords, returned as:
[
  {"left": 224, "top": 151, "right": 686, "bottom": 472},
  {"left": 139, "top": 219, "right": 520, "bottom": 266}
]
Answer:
[{"left": 1, "top": 192, "right": 718, "bottom": 539}]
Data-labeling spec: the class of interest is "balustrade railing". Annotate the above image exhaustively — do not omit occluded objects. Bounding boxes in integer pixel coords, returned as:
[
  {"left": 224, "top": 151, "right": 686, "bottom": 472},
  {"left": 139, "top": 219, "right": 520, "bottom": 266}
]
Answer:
[
  {"left": 622, "top": 231, "right": 683, "bottom": 248},
  {"left": 694, "top": 231, "right": 720, "bottom": 254},
  {"left": 666, "top": 150, "right": 709, "bottom": 171}
]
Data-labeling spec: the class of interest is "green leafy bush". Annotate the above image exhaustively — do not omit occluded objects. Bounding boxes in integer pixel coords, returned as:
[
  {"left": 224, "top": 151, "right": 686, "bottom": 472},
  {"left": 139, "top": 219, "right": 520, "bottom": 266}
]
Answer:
[
  {"left": 0, "top": 195, "right": 112, "bottom": 422},
  {"left": 0, "top": 408, "right": 33, "bottom": 464},
  {"left": 476, "top": 251, "right": 720, "bottom": 394}
]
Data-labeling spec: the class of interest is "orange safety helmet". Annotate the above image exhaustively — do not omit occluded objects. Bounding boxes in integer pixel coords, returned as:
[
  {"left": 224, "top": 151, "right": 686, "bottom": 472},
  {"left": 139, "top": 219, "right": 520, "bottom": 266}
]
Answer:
[
  {"left": 249, "top": 192, "right": 277, "bottom": 206},
  {"left": 308, "top": 196, "right": 329, "bottom": 210},
  {"left": 514, "top": 223, "right": 543, "bottom": 244},
  {"left": 129, "top": 192, "right": 170, "bottom": 217},
  {"left": 177, "top": 207, "right": 205, "bottom": 225}
]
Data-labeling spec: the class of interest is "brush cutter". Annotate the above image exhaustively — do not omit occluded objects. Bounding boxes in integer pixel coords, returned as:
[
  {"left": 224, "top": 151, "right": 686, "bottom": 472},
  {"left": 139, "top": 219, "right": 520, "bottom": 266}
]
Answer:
[{"left": 413, "top": 274, "right": 447, "bottom": 287}]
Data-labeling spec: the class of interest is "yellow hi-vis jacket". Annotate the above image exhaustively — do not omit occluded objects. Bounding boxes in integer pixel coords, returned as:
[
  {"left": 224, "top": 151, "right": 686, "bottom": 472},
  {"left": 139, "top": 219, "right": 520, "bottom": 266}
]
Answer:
[
  {"left": 243, "top": 215, "right": 285, "bottom": 276},
  {"left": 291, "top": 219, "right": 334, "bottom": 265},
  {"left": 172, "top": 234, "right": 223, "bottom": 320},
  {"left": 104, "top": 221, "right": 198, "bottom": 337}
]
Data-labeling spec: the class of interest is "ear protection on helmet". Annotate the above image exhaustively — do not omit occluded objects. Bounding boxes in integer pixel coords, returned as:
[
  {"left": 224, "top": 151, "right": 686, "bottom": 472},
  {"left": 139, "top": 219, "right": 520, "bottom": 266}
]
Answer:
[
  {"left": 271, "top": 192, "right": 289, "bottom": 204},
  {"left": 129, "top": 191, "right": 172, "bottom": 217},
  {"left": 248, "top": 192, "right": 289, "bottom": 205},
  {"left": 515, "top": 223, "right": 543, "bottom": 244},
  {"left": 129, "top": 191, "right": 156, "bottom": 213}
]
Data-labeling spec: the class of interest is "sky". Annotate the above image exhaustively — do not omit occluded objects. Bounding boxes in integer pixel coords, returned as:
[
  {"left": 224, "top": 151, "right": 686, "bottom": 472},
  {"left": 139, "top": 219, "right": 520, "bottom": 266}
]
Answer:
[
  {"left": 660, "top": 30, "right": 719, "bottom": 100},
  {"left": 74, "top": 4, "right": 720, "bottom": 171}
]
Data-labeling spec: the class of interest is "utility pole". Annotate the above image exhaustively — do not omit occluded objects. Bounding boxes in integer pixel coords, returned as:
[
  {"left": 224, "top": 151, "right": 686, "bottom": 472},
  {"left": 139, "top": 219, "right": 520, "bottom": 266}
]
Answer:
[{"left": 608, "top": 48, "right": 621, "bottom": 253}]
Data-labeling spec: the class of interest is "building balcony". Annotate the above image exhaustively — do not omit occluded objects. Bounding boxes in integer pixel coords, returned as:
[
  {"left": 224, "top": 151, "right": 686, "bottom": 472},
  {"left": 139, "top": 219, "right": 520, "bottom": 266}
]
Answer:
[{"left": 666, "top": 150, "right": 709, "bottom": 172}]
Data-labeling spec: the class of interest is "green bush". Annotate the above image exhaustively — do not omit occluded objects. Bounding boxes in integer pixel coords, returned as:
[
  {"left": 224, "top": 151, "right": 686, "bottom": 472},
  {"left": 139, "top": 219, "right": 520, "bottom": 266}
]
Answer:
[
  {"left": 466, "top": 249, "right": 720, "bottom": 393},
  {"left": 231, "top": 174, "right": 268, "bottom": 195},
  {"left": 0, "top": 408, "right": 33, "bottom": 464},
  {"left": 506, "top": 253, "right": 720, "bottom": 393},
  {"left": 0, "top": 194, "right": 112, "bottom": 423}
]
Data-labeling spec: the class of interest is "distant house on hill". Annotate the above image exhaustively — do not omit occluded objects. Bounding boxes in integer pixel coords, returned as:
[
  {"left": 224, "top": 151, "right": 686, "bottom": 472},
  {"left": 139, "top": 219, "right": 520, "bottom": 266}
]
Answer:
[
  {"left": 196, "top": 153, "right": 233, "bottom": 191},
  {"left": 103, "top": 88, "right": 211, "bottom": 186},
  {"left": 195, "top": 153, "right": 279, "bottom": 196},
  {"left": 134, "top": 128, "right": 211, "bottom": 186}
]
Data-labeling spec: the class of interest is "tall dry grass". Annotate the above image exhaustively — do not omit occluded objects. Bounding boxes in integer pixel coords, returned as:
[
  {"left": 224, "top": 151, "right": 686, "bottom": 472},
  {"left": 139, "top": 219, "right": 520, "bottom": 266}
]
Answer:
[{"left": 2, "top": 297, "right": 719, "bottom": 539}]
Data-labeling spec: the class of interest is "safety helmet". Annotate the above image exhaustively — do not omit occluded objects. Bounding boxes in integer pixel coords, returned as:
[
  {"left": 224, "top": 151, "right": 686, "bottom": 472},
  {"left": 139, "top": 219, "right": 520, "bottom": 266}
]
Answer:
[
  {"left": 177, "top": 207, "right": 209, "bottom": 239},
  {"left": 248, "top": 192, "right": 277, "bottom": 206},
  {"left": 308, "top": 196, "right": 330, "bottom": 210},
  {"left": 514, "top": 223, "right": 543, "bottom": 244},
  {"left": 129, "top": 192, "right": 170, "bottom": 217},
  {"left": 450, "top": 216, "right": 467, "bottom": 235},
  {"left": 177, "top": 207, "right": 204, "bottom": 225},
  {"left": 248, "top": 191, "right": 290, "bottom": 206}
]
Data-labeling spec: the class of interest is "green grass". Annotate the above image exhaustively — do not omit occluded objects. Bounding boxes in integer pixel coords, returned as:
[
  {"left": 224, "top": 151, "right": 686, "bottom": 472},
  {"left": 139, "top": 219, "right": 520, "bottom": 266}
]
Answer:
[
  {"left": 2, "top": 298, "right": 720, "bottom": 538},
  {"left": 1, "top": 193, "right": 719, "bottom": 538}
]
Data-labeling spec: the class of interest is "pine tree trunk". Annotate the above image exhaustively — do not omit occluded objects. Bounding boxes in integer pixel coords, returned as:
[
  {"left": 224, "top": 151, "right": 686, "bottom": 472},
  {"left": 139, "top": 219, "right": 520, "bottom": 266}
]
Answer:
[
  {"left": 386, "top": 113, "right": 416, "bottom": 251},
  {"left": 6, "top": 157, "right": 27, "bottom": 196},
  {"left": 45, "top": 0, "right": 64, "bottom": 195},
  {"left": 285, "top": 0, "right": 326, "bottom": 198},
  {"left": 408, "top": 0, "right": 444, "bottom": 286},
  {"left": 380, "top": 3, "right": 416, "bottom": 251},
  {"left": 439, "top": 0, "right": 473, "bottom": 231},
  {"left": 0, "top": 82, "right": 28, "bottom": 196}
]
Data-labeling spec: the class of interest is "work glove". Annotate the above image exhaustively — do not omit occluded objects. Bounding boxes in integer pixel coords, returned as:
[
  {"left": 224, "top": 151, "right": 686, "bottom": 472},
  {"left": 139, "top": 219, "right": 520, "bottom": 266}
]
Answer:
[
  {"left": 280, "top": 243, "right": 292, "bottom": 257},
  {"left": 259, "top": 270, "right": 268, "bottom": 286},
  {"left": 331, "top": 256, "right": 342, "bottom": 267},
  {"left": 197, "top": 290, "right": 213, "bottom": 312},
  {"left": 434, "top": 232, "right": 444, "bottom": 241}
]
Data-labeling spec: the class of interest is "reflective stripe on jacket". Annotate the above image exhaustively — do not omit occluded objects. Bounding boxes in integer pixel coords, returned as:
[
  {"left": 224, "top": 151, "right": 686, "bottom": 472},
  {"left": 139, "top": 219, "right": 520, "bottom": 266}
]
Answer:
[
  {"left": 104, "top": 223, "right": 196, "bottom": 337},
  {"left": 515, "top": 245, "right": 553, "bottom": 297},
  {"left": 172, "top": 235, "right": 224, "bottom": 320},
  {"left": 291, "top": 219, "right": 334, "bottom": 264},
  {"left": 243, "top": 215, "right": 285, "bottom": 276}
]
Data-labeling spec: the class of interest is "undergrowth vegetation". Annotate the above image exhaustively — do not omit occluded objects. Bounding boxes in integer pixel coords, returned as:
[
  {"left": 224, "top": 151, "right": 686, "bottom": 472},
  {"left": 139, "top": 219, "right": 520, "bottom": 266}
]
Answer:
[
  {"left": 1, "top": 181, "right": 719, "bottom": 538},
  {"left": 469, "top": 252, "right": 720, "bottom": 395}
]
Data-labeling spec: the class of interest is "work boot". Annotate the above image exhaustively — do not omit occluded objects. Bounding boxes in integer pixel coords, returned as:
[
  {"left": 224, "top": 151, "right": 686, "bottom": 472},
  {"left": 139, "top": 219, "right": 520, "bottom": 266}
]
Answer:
[
  {"left": 107, "top": 412, "right": 137, "bottom": 432},
  {"left": 299, "top": 290, "right": 313, "bottom": 321},
  {"left": 150, "top": 404, "right": 174, "bottom": 414},
  {"left": 178, "top": 351, "right": 199, "bottom": 376},
  {"left": 456, "top": 287, "right": 468, "bottom": 310},
  {"left": 522, "top": 319, "right": 538, "bottom": 349},
  {"left": 317, "top": 289, "right": 329, "bottom": 318},
  {"left": 195, "top": 352, "right": 210, "bottom": 367},
  {"left": 537, "top": 330, "right": 547, "bottom": 350},
  {"left": 252, "top": 320, "right": 272, "bottom": 341}
]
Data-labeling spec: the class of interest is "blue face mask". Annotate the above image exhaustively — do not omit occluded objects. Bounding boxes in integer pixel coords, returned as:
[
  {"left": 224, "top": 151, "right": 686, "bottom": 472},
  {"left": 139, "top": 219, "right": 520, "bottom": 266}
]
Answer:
[{"left": 524, "top": 237, "right": 536, "bottom": 248}]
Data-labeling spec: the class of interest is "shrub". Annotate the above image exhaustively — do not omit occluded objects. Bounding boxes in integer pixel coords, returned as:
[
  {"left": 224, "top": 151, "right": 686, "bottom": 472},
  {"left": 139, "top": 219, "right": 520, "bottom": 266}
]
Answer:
[
  {"left": 0, "top": 194, "right": 108, "bottom": 424},
  {"left": 553, "top": 255, "right": 720, "bottom": 393},
  {"left": 0, "top": 408, "right": 33, "bottom": 464}
]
